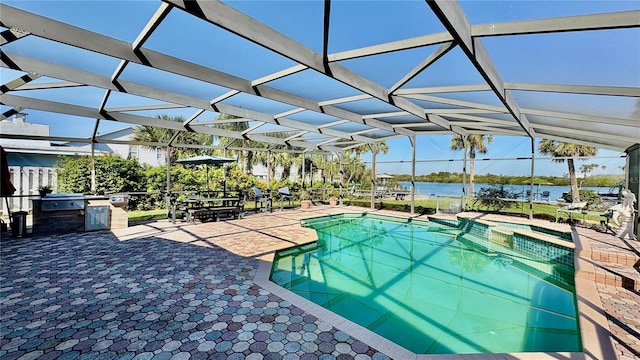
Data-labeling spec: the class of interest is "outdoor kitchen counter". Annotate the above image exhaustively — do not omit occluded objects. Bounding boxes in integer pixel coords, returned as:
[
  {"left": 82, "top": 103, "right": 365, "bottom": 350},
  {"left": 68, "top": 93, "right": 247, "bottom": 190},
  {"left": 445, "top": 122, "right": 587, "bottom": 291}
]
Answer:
[{"left": 32, "top": 194, "right": 128, "bottom": 235}]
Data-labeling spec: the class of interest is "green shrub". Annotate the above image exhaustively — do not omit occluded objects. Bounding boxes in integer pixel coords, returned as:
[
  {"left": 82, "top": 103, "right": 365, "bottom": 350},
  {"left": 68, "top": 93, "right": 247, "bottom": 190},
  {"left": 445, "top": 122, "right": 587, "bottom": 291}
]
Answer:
[
  {"left": 562, "top": 189, "right": 602, "bottom": 209},
  {"left": 473, "top": 183, "right": 521, "bottom": 212},
  {"left": 56, "top": 155, "right": 146, "bottom": 195}
]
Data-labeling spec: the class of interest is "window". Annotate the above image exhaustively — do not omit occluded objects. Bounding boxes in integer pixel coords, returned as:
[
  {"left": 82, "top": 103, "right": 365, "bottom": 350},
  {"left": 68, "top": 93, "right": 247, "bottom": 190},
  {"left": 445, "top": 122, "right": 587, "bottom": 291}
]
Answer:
[{"left": 128, "top": 145, "right": 139, "bottom": 159}]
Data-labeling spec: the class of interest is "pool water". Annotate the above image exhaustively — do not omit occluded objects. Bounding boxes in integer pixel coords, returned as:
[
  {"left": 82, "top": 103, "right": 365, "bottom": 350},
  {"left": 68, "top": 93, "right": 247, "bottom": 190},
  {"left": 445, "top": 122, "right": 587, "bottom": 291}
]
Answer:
[{"left": 270, "top": 215, "right": 581, "bottom": 354}]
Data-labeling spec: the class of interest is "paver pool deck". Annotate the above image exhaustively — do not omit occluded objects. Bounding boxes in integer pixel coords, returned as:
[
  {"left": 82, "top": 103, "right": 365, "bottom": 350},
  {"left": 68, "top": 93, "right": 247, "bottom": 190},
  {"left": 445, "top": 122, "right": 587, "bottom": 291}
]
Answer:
[{"left": 1, "top": 206, "right": 638, "bottom": 360}]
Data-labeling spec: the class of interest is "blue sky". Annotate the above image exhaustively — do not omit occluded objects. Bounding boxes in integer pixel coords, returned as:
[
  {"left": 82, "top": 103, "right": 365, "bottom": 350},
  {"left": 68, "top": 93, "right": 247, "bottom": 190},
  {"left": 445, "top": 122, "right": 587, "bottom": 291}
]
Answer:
[
  {"left": 368, "top": 135, "right": 627, "bottom": 177},
  {"left": 1, "top": 1, "right": 637, "bottom": 177}
]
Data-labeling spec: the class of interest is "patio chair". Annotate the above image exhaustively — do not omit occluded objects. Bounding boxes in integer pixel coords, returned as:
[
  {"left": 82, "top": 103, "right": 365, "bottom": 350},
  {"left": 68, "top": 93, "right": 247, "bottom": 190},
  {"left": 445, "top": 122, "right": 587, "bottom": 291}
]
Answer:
[
  {"left": 277, "top": 187, "right": 295, "bottom": 210},
  {"left": 252, "top": 187, "right": 272, "bottom": 213},
  {"left": 540, "top": 191, "right": 550, "bottom": 201}
]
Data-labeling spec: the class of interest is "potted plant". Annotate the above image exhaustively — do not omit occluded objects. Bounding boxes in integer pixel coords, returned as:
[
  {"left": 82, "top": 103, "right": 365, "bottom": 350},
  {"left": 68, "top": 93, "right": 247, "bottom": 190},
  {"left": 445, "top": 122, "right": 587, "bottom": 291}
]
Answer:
[
  {"left": 299, "top": 189, "right": 311, "bottom": 209},
  {"left": 38, "top": 185, "right": 53, "bottom": 197}
]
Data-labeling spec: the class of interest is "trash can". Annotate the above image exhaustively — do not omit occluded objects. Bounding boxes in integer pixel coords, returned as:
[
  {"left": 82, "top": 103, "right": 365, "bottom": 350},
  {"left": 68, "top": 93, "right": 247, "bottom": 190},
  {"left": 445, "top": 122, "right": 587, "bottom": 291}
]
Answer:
[{"left": 11, "top": 211, "right": 28, "bottom": 238}]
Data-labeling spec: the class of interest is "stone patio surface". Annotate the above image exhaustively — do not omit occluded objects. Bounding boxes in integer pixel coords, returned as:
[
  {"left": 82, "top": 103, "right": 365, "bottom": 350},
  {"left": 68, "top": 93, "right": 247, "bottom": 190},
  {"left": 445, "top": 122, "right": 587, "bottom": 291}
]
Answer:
[{"left": 1, "top": 206, "right": 638, "bottom": 360}]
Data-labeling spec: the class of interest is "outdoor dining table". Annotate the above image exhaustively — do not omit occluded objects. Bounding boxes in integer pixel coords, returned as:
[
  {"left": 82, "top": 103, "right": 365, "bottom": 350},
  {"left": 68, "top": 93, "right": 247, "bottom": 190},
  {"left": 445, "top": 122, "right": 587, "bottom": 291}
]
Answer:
[
  {"left": 180, "top": 197, "right": 240, "bottom": 208},
  {"left": 171, "top": 196, "right": 243, "bottom": 223}
]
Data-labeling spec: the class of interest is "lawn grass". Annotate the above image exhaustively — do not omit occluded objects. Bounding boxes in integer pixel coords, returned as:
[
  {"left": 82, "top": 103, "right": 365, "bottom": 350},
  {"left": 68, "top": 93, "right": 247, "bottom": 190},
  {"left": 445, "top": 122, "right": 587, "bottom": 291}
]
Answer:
[
  {"left": 128, "top": 198, "right": 606, "bottom": 225},
  {"left": 128, "top": 209, "right": 168, "bottom": 222}
]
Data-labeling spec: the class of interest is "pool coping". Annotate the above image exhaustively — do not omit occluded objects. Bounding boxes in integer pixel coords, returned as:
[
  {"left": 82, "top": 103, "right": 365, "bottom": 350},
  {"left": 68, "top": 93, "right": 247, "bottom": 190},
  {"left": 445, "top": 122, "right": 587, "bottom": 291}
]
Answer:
[{"left": 253, "top": 210, "right": 615, "bottom": 360}]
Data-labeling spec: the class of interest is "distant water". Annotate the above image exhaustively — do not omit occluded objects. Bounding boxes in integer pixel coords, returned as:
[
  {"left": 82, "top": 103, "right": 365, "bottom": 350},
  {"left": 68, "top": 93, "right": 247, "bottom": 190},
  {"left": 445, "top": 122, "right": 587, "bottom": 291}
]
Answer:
[{"left": 399, "top": 181, "right": 617, "bottom": 202}]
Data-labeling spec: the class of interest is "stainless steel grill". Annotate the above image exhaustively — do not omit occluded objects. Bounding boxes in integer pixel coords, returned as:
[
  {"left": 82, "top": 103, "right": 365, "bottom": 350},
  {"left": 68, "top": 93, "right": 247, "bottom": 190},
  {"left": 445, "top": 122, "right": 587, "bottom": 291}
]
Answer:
[{"left": 40, "top": 193, "right": 85, "bottom": 211}]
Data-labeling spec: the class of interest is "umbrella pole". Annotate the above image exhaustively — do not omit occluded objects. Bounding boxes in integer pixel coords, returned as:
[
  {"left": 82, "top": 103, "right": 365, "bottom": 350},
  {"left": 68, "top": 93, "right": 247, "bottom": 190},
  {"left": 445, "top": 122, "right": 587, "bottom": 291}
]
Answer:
[
  {"left": 5, "top": 196, "right": 12, "bottom": 227},
  {"left": 223, "top": 150, "right": 227, "bottom": 197}
]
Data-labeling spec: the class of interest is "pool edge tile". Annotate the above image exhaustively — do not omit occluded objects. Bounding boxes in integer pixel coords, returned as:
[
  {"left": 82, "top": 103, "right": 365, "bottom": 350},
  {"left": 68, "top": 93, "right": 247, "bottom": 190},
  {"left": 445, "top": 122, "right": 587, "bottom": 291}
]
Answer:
[{"left": 253, "top": 259, "right": 418, "bottom": 360}]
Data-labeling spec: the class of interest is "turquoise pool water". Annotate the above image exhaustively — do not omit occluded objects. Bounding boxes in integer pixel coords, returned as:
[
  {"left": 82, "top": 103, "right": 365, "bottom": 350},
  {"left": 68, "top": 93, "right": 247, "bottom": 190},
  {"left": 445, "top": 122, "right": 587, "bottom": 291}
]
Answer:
[{"left": 270, "top": 214, "right": 581, "bottom": 354}]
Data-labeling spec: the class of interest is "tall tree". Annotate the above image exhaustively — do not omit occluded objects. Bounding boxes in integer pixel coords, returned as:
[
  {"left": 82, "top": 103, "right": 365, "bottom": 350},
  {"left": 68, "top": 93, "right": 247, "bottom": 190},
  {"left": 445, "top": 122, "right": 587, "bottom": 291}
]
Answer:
[
  {"left": 450, "top": 134, "right": 493, "bottom": 197},
  {"left": 538, "top": 139, "right": 597, "bottom": 203},
  {"left": 346, "top": 142, "right": 389, "bottom": 189},
  {"left": 579, "top": 163, "right": 599, "bottom": 179},
  {"left": 213, "top": 114, "right": 258, "bottom": 173},
  {"left": 258, "top": 149, "right": 298, "bottom": 181},
  {"left": 338, "top": 152, "right": 367, "bottom": 189},
  {"left": 251, "top": 132, "right": 298, "bottom": 181},
  {"left": 133, "top": 114, "right": 212, "bottom": 164},
  {"left": 349, "top": 142, "right": 389, "bottom": 162}
]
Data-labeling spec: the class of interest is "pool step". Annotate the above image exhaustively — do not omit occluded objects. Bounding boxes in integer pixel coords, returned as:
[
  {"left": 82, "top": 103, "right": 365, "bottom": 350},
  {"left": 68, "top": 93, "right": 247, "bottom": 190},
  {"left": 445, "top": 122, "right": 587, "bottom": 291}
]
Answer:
[
  {"left": 591, "top": 248, "right": 639, "bottom": 267},
  {"left": 592, "top": 242, "right": 639, "bottom": 290},
  {"left": 577, "top": 236, "right": 640, "bottom": 291},
  {"left": 576, "top": 259, "right": 640, "bottom": 291}
]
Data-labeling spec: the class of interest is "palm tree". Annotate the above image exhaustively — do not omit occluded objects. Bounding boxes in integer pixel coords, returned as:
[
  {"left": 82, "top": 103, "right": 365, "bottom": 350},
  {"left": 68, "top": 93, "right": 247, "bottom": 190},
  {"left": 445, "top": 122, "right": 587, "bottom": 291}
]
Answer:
[
  {"left": 538, "top": 139, "right": 597, "bottom": 203},
  {"left": 133, "top": 114, "right": 212, "bottom": 164},
  {"left": 278, "top": 152, "right": 296, "bottom": 180},
  {"left": 251, "top": 132, "right": 298, "bottom": 181},
  {"left": 266, "top": 150, "right": 298, "bottom": 181},
  {"left": 213, "top": 114, "right": 256, "bottom": 173},
  {"left": 349, "top": 142, "right": 389, "bottom": 162},
  {"left": 346, "top": 142, "right": 389, "bottom": 189},
  {"left": 339, "top": 152, "right": 367, "bottom": 188},
  {"left": 450, "top": 134, "right": 493, "bottom": 197}
]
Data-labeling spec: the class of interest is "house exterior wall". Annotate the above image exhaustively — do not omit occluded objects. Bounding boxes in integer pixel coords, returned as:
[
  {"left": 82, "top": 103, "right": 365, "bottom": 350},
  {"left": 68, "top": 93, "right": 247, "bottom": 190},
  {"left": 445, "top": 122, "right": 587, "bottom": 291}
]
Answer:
[
  {"left": 1, "top": 165, "right": 57, "bottom": 214},
  {"left": 1, "top": 116, "right": 90, "bottom": 214},
  {"left": 127, "top": 145, "right": 166, "bottom": 167},
  {"left": 69, "top": 128, "right": 167, "bottom": 167}
]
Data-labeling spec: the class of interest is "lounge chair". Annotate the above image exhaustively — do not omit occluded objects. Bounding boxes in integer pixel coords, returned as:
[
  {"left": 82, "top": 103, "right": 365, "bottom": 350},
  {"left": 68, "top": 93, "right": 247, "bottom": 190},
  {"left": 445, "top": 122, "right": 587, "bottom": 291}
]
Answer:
[
  {"left": 555, "top": 201, "right": 587, "bottom": 223},
  {"left": 252, "top": 187, "right": 272, "bottom": 213},
  {"left": 277, "top": 187, "right": 294, "bottom": 210}
]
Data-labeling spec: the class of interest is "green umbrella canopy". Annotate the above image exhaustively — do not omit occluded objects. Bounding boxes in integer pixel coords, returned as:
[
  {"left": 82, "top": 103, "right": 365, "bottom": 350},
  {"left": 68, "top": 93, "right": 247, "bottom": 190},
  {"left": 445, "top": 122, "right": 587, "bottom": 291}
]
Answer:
[
  {"left": 175, "top": 155, "right": 235, "bottom": 165},
  {"left": 175, "top": 155, "right": 236, "bottom": 191}
]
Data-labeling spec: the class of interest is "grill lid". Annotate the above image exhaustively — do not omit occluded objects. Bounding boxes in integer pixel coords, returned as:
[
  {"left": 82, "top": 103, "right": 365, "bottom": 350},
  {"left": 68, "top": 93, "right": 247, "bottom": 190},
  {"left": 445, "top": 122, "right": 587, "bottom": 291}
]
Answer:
[{"left": 42, "top": 193, "right": 85, "bottom": 201}]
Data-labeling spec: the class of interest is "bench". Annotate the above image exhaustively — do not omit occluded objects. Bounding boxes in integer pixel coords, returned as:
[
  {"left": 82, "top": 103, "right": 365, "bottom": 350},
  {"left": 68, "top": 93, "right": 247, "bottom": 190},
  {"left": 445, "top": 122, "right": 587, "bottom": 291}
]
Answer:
[{"left": 186, "top": 206, "right": 242, "bottom": 223}]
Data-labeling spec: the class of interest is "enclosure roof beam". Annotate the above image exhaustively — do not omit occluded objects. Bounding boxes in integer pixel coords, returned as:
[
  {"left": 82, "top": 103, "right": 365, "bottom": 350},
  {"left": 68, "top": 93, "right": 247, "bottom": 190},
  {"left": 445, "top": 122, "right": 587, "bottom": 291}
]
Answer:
[
  {"left": 506, "top": 83, "right": 640, "bottom": 97},
  {"left": 1, "top": 72, "right": 42, "bottom": 95},
  {"left": 105, "top": 104, "right": 187, "bottom": 112},
  {"left": 327, "top": 10, "right": 640, "bottom": 63},
  {"left": 15, "top": 81, "right": 84, "bottom": 91},
  {"left": 400, "top": 93, "right": 507, "bottom": 113},
  {"left": 165, "top": 0, "right": 427, "bottom": 133},
  {"left": 521, "top": 107, "right": 639, "bottom": 127},
  {"left": 0, "top": 5, "right": 408, "bottom": 139},
  {"left": 472, "top": 10, "right": 640, "bottom": 37},
  {"left": 535, "top": 131, "right": 629, "bottom": 151},
  {"left": 0, "top": 106, "right": 25, "bottom": 120},
  {"left": 389, "top": 42, "right": 455, "bottom": 94},
  {"left": 0, "top": 28, "right": 30, "bottom": 46},
  {"left": 132, "top": 3, "right": 173, "bottom": 50},
  {"left": 427, "top": 0, "right": 534, "bottom": 138},
  {"left": 0, "top": 94, "right": 344, "bottom": 152},
  {"left": 0, "top": 52, "right": 378, "bottom": 145}
]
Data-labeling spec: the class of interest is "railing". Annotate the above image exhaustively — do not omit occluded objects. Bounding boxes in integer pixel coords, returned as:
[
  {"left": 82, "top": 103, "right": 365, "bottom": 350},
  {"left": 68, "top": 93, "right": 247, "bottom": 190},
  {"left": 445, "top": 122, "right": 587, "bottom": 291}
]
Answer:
[{"left": 0, "top": 194, "right": 38, "bottom": 214}]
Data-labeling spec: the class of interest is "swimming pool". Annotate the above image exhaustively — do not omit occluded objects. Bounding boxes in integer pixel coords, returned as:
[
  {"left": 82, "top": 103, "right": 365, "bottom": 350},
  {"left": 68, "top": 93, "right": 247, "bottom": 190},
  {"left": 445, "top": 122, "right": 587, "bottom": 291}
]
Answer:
[{"left": 270, "top": 214, "right": 580, "bottom": 355}]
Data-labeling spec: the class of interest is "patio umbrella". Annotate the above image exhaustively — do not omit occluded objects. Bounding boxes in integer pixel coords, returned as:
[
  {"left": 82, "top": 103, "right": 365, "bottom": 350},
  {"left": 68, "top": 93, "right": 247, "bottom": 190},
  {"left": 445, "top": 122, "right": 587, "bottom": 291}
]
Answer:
[
  {"left": 175, "top": 155, "right": 235, "bottom": 190},
  {"left": 1, "top": 146, "right": 16, "bottom": 227}
]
